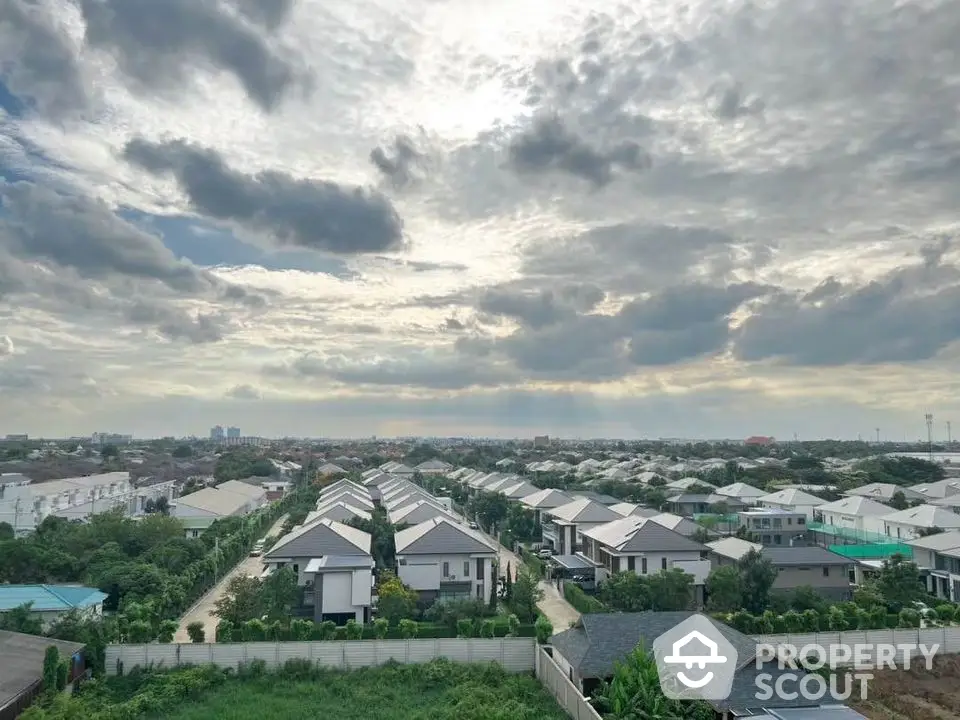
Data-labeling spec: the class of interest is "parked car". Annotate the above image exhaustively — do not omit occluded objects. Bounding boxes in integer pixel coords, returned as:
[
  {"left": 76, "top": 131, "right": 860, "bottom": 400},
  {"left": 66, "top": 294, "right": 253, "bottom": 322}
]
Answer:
[
  {"left": 468, "top": 522, "right": 479, "bottom": 529},
  {"left": 536, "top": 547, "right": 554, "bottom": 559}
]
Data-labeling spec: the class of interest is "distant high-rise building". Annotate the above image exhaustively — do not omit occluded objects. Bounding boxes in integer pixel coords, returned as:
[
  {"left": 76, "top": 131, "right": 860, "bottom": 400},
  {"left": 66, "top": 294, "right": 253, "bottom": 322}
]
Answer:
[
  {"left": 210, "top": 425, "right": 225, "bottom": 442},
  {"left": 227, "top": 426, "right": 241, "bottom": 439},
  {"left": 533, "top": 435, "right": 550, "bottom": 448}
]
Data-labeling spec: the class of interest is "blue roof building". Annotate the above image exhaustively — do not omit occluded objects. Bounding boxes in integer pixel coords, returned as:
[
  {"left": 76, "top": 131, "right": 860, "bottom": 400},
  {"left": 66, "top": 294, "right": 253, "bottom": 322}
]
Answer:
[{"left": 0, "top": 585, "right": 108, "bottom": 613}]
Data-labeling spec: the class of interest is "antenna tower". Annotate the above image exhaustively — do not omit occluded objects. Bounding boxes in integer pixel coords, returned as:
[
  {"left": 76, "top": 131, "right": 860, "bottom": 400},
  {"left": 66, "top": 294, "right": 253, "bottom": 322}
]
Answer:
[
  {"left": 926, "top": 413, "right": 934, "bottom": 459},
  {"left": 875, "top": 428, "right": 880, "bottom": 444},
  {"left": 948, "top": 421, "right": 953, "bottom": 445}
]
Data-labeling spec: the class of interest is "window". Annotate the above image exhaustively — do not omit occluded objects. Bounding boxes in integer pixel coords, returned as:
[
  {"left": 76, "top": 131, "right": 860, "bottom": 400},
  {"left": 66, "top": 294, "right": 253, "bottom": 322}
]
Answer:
[
  {"left": 822, "top": 566, "right": 830, "bottom": 577},
  {"left": 443, "top": 561, "right": 450, "bottom": 577},
  {"left": 661, "top": 557, "right": 667, "bottom": 570},
  {"left": 641, "top": 557, "right": 648, "bottom": 574},
  {"left": 762, "top": 535, "right": 771, "bottom": 544},
  {"left": 797, "top": 517, "right": 805, "bottom": 525},
  {"left": 774, "top": 535, "right": 782, "bottom": 544},
  {"left": 476, "top": 559, "right": 484, "bottom": 579},
  {"left": 628, "top": 556, "right": 635, "bottom": 571},
  {"left": 293, "top": 564, "right": 299, "bottom": 573},
  {"left": 464, "top": 562, "right": 470, "bottom": 578}
]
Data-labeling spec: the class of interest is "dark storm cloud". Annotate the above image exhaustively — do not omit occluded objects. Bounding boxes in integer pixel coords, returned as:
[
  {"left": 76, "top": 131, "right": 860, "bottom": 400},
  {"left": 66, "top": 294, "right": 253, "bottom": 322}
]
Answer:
[
  {"left": 0, "top": 181, "right": 215, "bottom": 293},
  {"left": 123, "top": 138, "right": 405, "bottom": 254},
  {"left": 370, "top": 134, "right": 429, "bottom": 188},
  {"left": 0, "top": 0, "right": 87, "bottom": 115},
  {"left": 507, "top": 115, "right": 650, "bottom": 187},
  {"left": 734, "top": 245, "right": 960, "bottom": 365},
  {"left": 79, "top": 0, "right": 302, "bottom": 112},
  {"left": 477, "top": 284, "right": 605, "bottom": 329}
]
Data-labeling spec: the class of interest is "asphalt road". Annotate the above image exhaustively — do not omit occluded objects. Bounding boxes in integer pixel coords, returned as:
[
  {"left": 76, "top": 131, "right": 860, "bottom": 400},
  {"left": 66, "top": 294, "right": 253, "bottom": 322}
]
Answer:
[{"left": 174, "top": 513, "right": 288, "bottom": 643}]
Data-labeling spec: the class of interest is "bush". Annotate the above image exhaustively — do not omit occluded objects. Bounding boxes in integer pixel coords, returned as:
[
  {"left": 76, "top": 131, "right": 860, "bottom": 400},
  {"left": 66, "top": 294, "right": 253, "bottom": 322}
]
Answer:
[
  {"left": 506, "top": 614, "right": 520, "bottom": 637},
  {"left": 563, "top": 583, "right": 607, "bottom": 614},
  {"left": 186, "top": 622, "right": 205, "bottom": 643},
  {"left": 936, "top": 604, "right": 955, "bottom": 623},
  {"left": 479, "top": 619, "right": 496, "bottom": 638},
  {"left": 399, "top": 619, "right": 419, "bottom": 638},
  {"left": 373, "top": 618, "right": 389, "bottom": 639},
  {"left": 456, "top": 618, "right": 474, "bottom": 638},
  {"left": 534, "top": 615, "right": 553, "bottom": 644}
]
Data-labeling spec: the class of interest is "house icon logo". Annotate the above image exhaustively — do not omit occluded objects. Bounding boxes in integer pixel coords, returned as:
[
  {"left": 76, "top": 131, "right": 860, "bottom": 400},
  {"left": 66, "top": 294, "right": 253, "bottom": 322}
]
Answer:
[{"left": 653, "top": 614, "right": 738, "bottom": 701}]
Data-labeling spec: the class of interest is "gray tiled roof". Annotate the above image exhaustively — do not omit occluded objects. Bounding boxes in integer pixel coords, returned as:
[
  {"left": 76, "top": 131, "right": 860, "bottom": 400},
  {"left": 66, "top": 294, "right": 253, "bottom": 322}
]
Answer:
[
  {"left": 265, "top": 517, "right": 371, "bottom": 559},
  {"left": 551, "top": 612, "right": 821, "bottom": 714},
  {"left": 395, "top": 517, "right": 497, "bottom": 555}
]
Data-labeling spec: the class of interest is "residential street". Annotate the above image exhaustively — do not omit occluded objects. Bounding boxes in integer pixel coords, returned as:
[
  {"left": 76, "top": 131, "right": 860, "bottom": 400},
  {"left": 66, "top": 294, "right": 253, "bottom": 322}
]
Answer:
[
  {"left": 174, "top": 513, "right": 288, "bottom": 643},
  {"left": 489, "top": 531, "right": 581, "bottom": 632}
]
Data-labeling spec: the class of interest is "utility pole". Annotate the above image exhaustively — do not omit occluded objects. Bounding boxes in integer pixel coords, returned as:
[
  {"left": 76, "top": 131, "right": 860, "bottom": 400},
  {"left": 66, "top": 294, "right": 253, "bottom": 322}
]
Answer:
[
  {"left": 948, "top": 421, "right": 953, "bottom": 445},
  {"left": 214, "top": 536, "right": 220, "bottom": 581},
  {"left": 926, "top": 413, "right": 935, "bottom": 460},
  {"left": 875, "top": 428, "right": 880, "bottom": 444},
  {"left": 13, "top": 497, "right": 21, "bottom": 536}
]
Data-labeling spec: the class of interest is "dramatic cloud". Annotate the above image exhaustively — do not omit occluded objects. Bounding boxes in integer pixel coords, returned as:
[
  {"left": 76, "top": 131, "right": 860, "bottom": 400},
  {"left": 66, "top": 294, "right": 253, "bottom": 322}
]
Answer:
[
  {"left": 79, "top": 0, "right": 302, "bottom": 111},
  {"left": 0, "top": 335, "right": 13, "bottom": 357},
  {"left": 123, "top": 138, "right": 406, "bottom": 254},
  {"left": 507, "top": 114, "right": 650, "bottom": 186},
  {"left": 6, "top": 0, "right": 960, "bottom": 437},
  {"left": 0, "top": 0, "right": 86, "bottom": 115},
  {"left": 735, "top": 245, "right": 960, "bottom": 365}
]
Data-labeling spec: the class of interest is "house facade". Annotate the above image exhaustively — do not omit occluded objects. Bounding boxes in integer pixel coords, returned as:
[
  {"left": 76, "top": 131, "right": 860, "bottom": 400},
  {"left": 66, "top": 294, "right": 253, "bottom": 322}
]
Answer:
[
  {"left": 542, "top": 498, "right": 621, "bottom": 555},
  {"left": 0, "top": 585, "right": 108, "bottom": 629},
  {"left": 737, "top": 508, "right": 808, "bottom": 546},
  {"left": 394, "top": 518, "right": 498, "bottom": 604}
]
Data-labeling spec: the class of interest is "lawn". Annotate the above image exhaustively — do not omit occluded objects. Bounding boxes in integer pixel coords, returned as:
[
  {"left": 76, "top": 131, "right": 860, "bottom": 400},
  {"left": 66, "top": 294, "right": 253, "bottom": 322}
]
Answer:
[{"left": 24, "top": 659, "right": 570, "bottom": 720}]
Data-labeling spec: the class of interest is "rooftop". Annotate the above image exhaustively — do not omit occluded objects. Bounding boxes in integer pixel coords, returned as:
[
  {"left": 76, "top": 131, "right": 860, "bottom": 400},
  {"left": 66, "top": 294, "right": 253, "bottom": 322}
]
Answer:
[
  {"left": 0, "top": 584, "right": 108, "bottom": 612},
  {"left": 0, "top": 630, "right": 85, "bottom": 711}
]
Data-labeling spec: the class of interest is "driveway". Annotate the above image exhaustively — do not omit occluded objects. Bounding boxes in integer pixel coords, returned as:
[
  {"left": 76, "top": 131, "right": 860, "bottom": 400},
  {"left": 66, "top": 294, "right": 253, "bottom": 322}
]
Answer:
[
  {"left": 487, "top": 532, "right": 581, "bottom": 632},
  {"left": 174, "top": 513, "right": 288, "bottom": 643}
]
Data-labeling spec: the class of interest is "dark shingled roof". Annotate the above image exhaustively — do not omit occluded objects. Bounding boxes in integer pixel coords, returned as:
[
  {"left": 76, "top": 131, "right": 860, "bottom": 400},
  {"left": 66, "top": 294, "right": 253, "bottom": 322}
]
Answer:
[
  {"left": 550, "top": 612, "right": 825, "bottom": 715},
  {"left": 763, "top": 547, "right": 852, "bottom": 566},
  {"left": 0, "top": 631, "right": 85, "bottom": 711}
]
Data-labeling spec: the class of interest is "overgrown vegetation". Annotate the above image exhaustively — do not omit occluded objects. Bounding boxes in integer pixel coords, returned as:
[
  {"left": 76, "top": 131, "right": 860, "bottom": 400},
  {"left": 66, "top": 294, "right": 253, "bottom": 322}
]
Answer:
[{"left": 21, "top": 658, "right": 568, "bottom": 720}]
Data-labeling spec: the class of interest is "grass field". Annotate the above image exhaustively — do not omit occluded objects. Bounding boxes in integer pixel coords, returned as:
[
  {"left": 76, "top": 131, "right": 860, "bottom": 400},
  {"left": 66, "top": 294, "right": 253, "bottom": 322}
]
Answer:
[
  {"left": 24, "top": 659, "right": 570, "bottom": 720},
  {"left": 165, "top": 662, "right": 568, "bottom": 720}
]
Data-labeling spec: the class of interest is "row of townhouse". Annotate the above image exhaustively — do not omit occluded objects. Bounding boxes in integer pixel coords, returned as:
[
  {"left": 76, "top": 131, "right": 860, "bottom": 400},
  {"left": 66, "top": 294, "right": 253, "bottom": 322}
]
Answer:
[
  {"left": 0, "top": 471, "right": 176, "bottom": 534},
  {"left": 257, "top": 462, "right": 499, "bottom": 623},
  {"left": 448, "top": 471, "right": 860, "bottom": 601}
]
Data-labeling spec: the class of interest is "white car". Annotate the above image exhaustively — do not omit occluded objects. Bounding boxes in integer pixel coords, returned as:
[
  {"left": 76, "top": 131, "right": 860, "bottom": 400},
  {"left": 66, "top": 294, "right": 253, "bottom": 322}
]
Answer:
[{"left": 536, "top": 548, "right": 554, "bottom": 559}]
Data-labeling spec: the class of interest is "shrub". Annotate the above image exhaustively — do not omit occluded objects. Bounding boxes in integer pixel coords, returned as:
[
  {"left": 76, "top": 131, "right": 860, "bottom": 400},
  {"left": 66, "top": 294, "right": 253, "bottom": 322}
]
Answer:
[
  {"left": 319, "top": 620, "right": 337, "bottom": 640},
  {"left": 399, "top": 619, "right": 419, "bottom": 638},
  {"left": 936, "top": 604, "right": 955, "bottom": 623},
  {"left": 898, "top": 608, "right": 921, "bottom": 628},
  {"left": 534, "top": 615, "right": 553, "bottom": 644},
  {"left": 456, "top": 618, "right": 474, "bottom": 638},
  {"left": 157, "top": 620, "right": 179, "bottom": 643},
  {"left": 563, "top": 583, "right": 607, "bottom": 614},
  {"left": 186, "top": 622, "right": 205, "bottom": 643},
  {"left": 479, "top": 619, "right": 496, "bottom": 638},
  {"left": 344, "top": 619, "right": 363, "bottom": 640},
  {"left": 506, "top": 614, "right": 520, "bottom": 637},
  {"left": 373, "top": 618, "right": 390, "bottom": 639}
]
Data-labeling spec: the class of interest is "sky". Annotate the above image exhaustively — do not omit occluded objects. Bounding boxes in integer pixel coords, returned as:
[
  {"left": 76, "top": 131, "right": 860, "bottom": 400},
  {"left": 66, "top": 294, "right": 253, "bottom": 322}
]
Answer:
[{"left": 1, "top": 0, "right": 959, "bottom": 441}]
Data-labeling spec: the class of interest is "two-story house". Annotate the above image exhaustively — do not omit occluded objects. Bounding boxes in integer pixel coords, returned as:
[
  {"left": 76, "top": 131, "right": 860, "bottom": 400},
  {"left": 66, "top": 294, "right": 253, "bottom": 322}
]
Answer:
[
  {"left": 394, "top": 517, "right": 498, "bottom": 604},
  {"left": 542, "top": 498, "right": 621, "bottom": 555},
  {"left": 882, "top": 504, "right": 960, "bottom": 541},
  {"left": 580, "top": 516, "right": 711, "bottom": 590},
  {"left": 737, "top": 508, "right": 808, "bottom": 546},
  {"left": 843, "top": 483, "right": 925, "bottom": 504},
  {"left": 715, "top": 482, "right": 766, "bottom": 504},
  {"left": 520, "top": 488, "right": 573, "bottom": 526},
  {"left": 814, "top": 496, "right": 890, "bottom": 535},
  {"left": 263, "top": 517, "right": 374, "bottom": 624},
  {"left": 667, "top": 493, "right": 748, "bottom": 516},
  {"left": 907, "top": 531, "right": 960, "bottom": 600},
  {"left": 758, "top": 488, "right": 824, "bottom": 521}
]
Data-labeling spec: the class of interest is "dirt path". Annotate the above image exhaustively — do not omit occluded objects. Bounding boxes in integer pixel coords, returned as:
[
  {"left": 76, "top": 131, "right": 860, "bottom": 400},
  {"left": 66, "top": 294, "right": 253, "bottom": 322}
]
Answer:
[{"left": 173, "top": 514, "right": 288, "bottom": 643}]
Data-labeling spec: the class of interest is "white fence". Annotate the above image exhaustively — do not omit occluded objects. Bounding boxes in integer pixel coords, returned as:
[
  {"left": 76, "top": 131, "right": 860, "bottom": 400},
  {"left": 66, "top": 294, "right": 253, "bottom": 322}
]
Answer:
[
  {"left": 105, "top": 637, "right": 536, "bottom": 676},
  {"left": 535, "top": 646, "right": 603, "bottom": 720},
  {"left": 754, "top": 627, "right": 960, "bottom": 662}
]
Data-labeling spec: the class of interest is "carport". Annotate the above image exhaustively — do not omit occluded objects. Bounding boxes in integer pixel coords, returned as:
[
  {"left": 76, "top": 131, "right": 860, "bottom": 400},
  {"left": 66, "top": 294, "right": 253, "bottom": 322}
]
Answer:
[{"left": 549, "top": 554, "right": 597, "bottom": 589}]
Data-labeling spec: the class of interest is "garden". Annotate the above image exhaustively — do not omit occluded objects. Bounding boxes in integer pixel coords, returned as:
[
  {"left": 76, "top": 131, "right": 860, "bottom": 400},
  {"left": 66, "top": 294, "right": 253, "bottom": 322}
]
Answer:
[{"left": 20, "top": 658, "right": 569, "bottom": 720}]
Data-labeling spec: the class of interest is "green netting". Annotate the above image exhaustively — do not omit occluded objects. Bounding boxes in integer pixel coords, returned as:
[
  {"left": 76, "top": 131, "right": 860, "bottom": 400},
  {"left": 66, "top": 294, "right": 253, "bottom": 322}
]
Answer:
[
  {"left": 808, "top": 521, "right": 891, "bottom": 544},
  {"left": 828, "top": 543, "right": 913, "bottom": 559}
]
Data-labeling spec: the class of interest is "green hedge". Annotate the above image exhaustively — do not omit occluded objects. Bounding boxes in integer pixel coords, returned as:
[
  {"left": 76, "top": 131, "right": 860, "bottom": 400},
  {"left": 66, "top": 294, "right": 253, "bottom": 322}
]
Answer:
[
  {"left": 520, "top": 548, "right": 545, "bottom": 577},
  {"left": 563, "top": 583, "right": 608, "bottom": 614},
  {"left": 214, "top": 618, "right": 537, "bottom": 642},
  {"left": 716, "top": 602, "right": 953, "bottom": 634}
]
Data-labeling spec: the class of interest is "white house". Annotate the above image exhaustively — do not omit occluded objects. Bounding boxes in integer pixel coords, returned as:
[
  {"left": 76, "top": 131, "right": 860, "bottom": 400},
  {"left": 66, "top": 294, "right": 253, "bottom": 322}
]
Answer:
[
  {"left": 715, "top": 482, "right": 766, "bottom": 503},
  {"left": 815, "top": 496, "right": 890, "bottom": 534},
  {"left": 758, "top": 488, "right": 824, "bottom": 521},
  {"left": 542, "top": 498, "right": 621, "bottom": 556},
  {"left": 907, "top": 531, "right": 960, "bottom": 601},
  {"left": 173, "top": 485, "right": 262, "bottom": 538},
  {"left": 843, "top": 483, "right": 925, "bottom": 504},
  {"left": 414, "top": 459, "right": 454, "bottom": 475},
  {"left": 580, "top": 516, "right": 711, "bottom": 585},
  {"left": 307, "top": 501, "right": 371, "bottom": 524},
  {"left": 519, "top": 488, "right": 572, "bottom": 526},
  {"left": 394, "top": 517, "right": 498, "bottom": 604},
  {"left": 909, "top": 479, "right": 960, "bottom": 501},
  {"left": 263, "top": 517, "right": 374, "bottom": 624},
  {"left": 318, "top": 478, "right": 368, "bottom": 498},
  {"left": 388, "top": 499, "right": 459, "bottom": 526},
  {"left": 881, "top": 504, "right": 960, "bottom": 541}
]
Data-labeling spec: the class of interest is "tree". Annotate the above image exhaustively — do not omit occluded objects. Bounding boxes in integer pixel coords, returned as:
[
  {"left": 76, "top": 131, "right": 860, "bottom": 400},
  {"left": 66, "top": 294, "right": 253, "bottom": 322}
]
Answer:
[
  {"left": 706, "top": 566, "right": 741, "bottom": 612},
  {"left": 43, "top": 646, "right": 60, "bottom": 694},
  {"left": 213, "top": 575, "right": 263, "bottom": 625},
  {"left": 0, "top": 522, "right": 14, "bottom": 541},
  {"left": 186, "top": 622, "right": 205, "bottom": 643},
  {"left": 100, "top": 444, "right": 119, "bottom": 459},
  {"left": 509, "top": 566, "right": 544, "bottom": 622},
  {"left": 260, "top": 567, "right": 300, "bottom": 621},
  {"left": 504, "top": 505, "right": 537, "bottom": 542},
  {"left": 600, "top": 572, "right": 651, "bottom": 612},
  {"left": 918, "top": 526, "right": 944, "bottom": 537},
  {"left": 157, "top": 620, "right": 178, "bottom": 643},
  {"left": 0, "top": 602, "right": 44, "bottom": 635},
  {"left": 172, "top": 444, "right": 194, "bottom": 458},
  {"left": 889, "top": 491, "right": 909, "bottom": 510},
  {"left": 738, "top": 549, "right": 778, "bottom": 614},
  {"left": 470, "top": 493, "right": 509, "bottom": 532},
  {"left": 375, "top": 571, "right": 418, "bottom": 625},
  {"left": 648, "top": 569, "right": 694, "bottom": 611},
  {"left": 874, "top": 554, "right": 926, "bottom": 611},
  {"left": 593, "top": 643, "right": 714, "bottom": 719}
]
